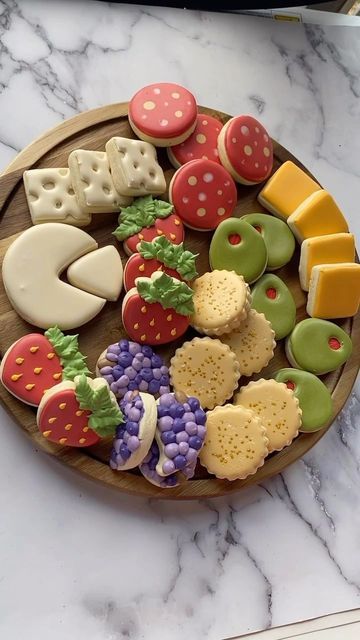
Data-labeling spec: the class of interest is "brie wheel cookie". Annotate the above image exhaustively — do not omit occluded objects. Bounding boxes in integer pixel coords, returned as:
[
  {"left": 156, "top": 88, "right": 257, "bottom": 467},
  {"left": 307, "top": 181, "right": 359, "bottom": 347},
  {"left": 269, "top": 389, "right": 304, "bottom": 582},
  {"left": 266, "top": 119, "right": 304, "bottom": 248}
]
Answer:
[
  {"left": 235, "top": 379, "right": 302, "bottom": 453},
  {"left": 169, "top": 337, "right": 240, "bottom": 410},
  {"left": 221, "top": 309, "right": 276, "bottom": 376},
  {"left": 200, "top": 405, "right": 269, "bottom": 481},
  {"left": 191, "top": 270, "right": 251, "bottom": 336}
]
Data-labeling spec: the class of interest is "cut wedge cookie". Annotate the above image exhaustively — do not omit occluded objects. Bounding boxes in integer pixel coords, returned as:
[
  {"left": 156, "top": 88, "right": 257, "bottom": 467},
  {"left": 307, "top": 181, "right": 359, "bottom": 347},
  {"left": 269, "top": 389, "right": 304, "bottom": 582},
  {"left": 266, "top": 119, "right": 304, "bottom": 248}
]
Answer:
[{"left": 67, "top": 246, "right": 123, "bottom": 301}]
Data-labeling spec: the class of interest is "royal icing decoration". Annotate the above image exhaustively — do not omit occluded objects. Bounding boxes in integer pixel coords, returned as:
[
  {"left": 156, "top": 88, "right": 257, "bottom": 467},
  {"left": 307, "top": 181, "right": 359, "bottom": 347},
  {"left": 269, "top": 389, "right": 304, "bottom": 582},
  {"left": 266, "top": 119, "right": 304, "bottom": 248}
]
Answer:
[
  {"left": 286, "top": 318, "right": 352, "bottom": 375},
  {"left": 287, "top": 190, "right": 349, "bottom": 242},
  {"left": 258, "top": 161, "right": 321, "bottom": 220},
  {"left": 241, "top": 212, "right": 295, "bottom": 271},
  {"left": 67, "top": 246, "right": 123, "bottom": 301},
  {"left": 167, "top": 113, "right": 223, "bottom": 168},
  {"left": 299, "top": 233, "right": 355, "bottom": 291},
  {"left": 251, "top": 273, "right": 296, "bottom": 340},
  {"left": 307, "top": 263, "right": 360, "bottom": 319}
]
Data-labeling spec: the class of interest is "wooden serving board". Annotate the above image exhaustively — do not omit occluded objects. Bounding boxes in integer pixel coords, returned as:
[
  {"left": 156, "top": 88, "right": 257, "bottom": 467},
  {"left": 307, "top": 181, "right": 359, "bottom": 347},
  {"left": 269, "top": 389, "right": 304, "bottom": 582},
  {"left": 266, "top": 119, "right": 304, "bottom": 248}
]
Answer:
[{"left": 0, "top": 103, "right": 359, "bottom": 500}]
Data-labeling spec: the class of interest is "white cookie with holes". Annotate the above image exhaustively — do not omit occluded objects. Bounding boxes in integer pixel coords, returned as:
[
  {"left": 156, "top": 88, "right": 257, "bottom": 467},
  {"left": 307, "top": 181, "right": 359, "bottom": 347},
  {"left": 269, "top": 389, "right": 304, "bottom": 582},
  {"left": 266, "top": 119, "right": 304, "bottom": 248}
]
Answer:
[
  {"left": 68, "top": 149, "right": 132, "bottom": 214},
  {"left": 23, "top": 168, "right": 91, "bottom": 227},
  {"left": 105, "top": 137, "right": 166, "bottom": 197}
]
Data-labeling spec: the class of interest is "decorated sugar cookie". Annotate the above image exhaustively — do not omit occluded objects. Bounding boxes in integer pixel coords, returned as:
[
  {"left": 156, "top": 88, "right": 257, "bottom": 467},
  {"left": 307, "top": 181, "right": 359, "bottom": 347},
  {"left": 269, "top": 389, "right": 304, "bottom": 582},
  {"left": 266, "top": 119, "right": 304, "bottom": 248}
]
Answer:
[
  {"left": 191, "top": 270, "right": 251, "bottom": 336},
  {"left": 258, "top": 161, "right": 321, "bottom": 220},
  {"left": 251, "top": 273, "right": 296, "bottom": 340},
  {"left": 307, "top": 263, "right": 360, "bottom": 319},
  {"left": 299, "top": 233, "right": 355, "bottom": 291},
  {"left": 170, "top": 336, "right": 240, "bottom": 410},
  {"left": 0, "top": 327, "right": 90, "bottom": 407},
  {"left": 167, "top": 113, "right": 223, "bottom": 168},
  {"left": 235, "top": 379, "right": 302, "bottom": 453},
  {"left": 287, "top": 191, "right": 349, "bottom": 243},
  {"left": 241, "top": 213, "right": 295, "bottom": 271},
  {"left": 96, "top": 339, "right": 170, "bottom": 399},
  {"left": 168, "top": 158, "right": 237, "bottom": 231},
  {"left": 221, "top": 309, "right": 276, "bottom": 376},
  {"left": 140, "top": 440, "right": 196, "bottom": 488},
  {"left": 217, "top": 115, "right": 273, "bottom": 185},
  {"left": 209, "top": 218, "right": 268, "bottom": 283},
  {"left": 67, "top": 246, "right": 123, "bottom": 301},
  {"left": 129, "top": 83, "right": 197, "bottom": 147},
  {"left": 113, "top": 195, "right": 184, "bottom": 256},
  {"left": 286, "top": 319, "right": 352, "bottom": 375},
  {"left": 274, "top": 369, "right": 333, "bottom": 432},
  {"left": 37, "top": 375, "right": 123, "bottom": 447},
  {"left": 123, "top": 237, "right": 198, "bottom": 292},
  {"left": 110, "top": 391, "right": 157, "bottom": 470},
  {"left": 155, "top": 392, "right": 207, "bottom": 477},
  {"left": 122, "top": 272, "right": 193, "bottom": 345},
  {"left": 200, "top": 405, "right": 269, "bottom": 481},
  {"left": 105, "top": 137, "right": 166, "bottom": 197}
]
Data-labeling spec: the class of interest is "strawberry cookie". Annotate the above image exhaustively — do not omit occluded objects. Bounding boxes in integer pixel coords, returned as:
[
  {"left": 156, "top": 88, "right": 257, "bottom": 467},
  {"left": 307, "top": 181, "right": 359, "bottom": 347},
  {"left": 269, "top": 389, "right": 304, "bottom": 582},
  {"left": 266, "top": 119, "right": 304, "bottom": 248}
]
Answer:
[
  {"left": 0, "top": 327, "right": 90, "bottom": 407},
  {"left": 122, "top": 272, "right": 194, "bottom": 345},
  {"left": 167, "top": 113, "right": 223, "bottom": 168},
  {"left": 123, "top": 236, "right": 198, "bottom": 292},
  {"left": 169, "top": 159, "right": 237, "bottom": 231},
  {"left": 113, "top": 195, "right": 184, "bottom": 256},
  {"left": 110, "top": 390, "right": 157, "bottom": 470},
  {"left": 128, "top": 83, "right": 197, "bottom": 147},
  {"left": 217, "top": 115, "right": 273, "bottom": 185},
  {"left": 37, "top": 374, "right": 123, "bottom": 447}
]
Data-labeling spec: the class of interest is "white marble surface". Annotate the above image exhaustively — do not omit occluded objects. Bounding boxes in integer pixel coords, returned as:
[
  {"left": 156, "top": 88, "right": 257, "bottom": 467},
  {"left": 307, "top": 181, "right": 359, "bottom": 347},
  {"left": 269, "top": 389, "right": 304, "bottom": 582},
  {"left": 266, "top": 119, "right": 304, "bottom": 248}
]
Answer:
[{"left": 1, "top": 2, "right": 360, "bottom": 639}]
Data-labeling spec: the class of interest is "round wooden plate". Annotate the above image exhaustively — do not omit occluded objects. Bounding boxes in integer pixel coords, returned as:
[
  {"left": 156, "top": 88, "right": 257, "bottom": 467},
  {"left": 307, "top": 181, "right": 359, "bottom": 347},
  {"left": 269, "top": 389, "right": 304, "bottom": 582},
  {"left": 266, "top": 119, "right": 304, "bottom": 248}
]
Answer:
[{"left": 0, "top": 103, "right": 359, "bottom": 499}]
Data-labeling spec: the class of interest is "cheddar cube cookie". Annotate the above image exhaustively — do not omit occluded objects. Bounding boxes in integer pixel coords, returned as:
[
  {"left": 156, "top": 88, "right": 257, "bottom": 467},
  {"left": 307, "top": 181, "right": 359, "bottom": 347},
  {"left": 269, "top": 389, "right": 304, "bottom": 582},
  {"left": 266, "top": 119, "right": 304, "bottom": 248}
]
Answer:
[
  {"left": 105, "top": 137, "right": 166, "bottom": 197},
  {"left": 288, "top": 190, "right": 349, "bottom": 243},
  {"left": 299, "top": 233, "right": 355, "bottom": 291},
  {"left": 257, "top": 161, "right": 321, "bottom": 221},
  {"left": 307, "top": 263, "right": 360, "bottom": 319}
]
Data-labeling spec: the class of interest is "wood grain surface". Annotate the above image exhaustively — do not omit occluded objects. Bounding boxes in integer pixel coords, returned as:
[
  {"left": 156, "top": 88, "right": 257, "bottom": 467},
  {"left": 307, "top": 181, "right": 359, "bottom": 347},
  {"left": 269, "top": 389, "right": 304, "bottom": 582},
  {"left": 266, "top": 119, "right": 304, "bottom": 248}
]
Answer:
[{"left": 0, "top": 102, "right": 359, "bottom": 499}]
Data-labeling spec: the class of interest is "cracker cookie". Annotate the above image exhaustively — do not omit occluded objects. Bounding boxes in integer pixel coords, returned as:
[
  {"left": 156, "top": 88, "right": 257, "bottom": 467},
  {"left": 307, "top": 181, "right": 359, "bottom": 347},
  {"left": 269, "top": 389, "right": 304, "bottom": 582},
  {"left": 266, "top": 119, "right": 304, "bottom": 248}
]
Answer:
[
  {"left": 221, "top": 309, "right": 275, "bottom": 376},
  {"left": 200, "top": 405, "right": 269, "bottom": 481},
  {"left": 235, "top": 379, "right": 302, "bottom": 453},
  {"left": 191, "top": 270, "right": 251, "bottom": 336},
  {"left": 169, "top": 337, "right": 240, "bottom": 410},
  {"left": 105, "top": 137, "right": 166, "bottom": 197}
]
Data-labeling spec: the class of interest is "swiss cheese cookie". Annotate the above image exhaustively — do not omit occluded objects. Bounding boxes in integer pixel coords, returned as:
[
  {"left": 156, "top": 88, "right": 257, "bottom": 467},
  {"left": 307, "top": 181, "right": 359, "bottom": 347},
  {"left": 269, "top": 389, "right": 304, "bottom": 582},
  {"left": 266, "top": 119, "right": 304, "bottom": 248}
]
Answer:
[
  {"left": 241, "top": 213, "right": 295, "bottom": 271},
  {"left": 258, "top": 161, "right": 321, "bottom": 220},
  {"left": 217, "top": 115, "right": 273, "bottom": 185},
  {"left": 167, "top": 113, "right": 223, "bottom": 168},
  {"left": 67, "top": 246, "right": 123, "bottom": 301},
  {"left": 168, "top": 158, "right": 237, "bottom": 231},
  {"left": 129, "top": 83, "right": 197, "bottom": 147},
  {"left": 169, "top": 337, "right": 240, "bottom": 410},
  {"left": 209, "top": 218, "right": 267, "bottom": 284},
  {"left": 221, "top": 309, "right": 276, "bottom": 376},
  {"left": 235, "top": 379, "right": 302, "bottom": 453},
  {"left": 274, "top": 369, "right": 333, "bottom": 432},
  {"left": 200, "top": 405, "right": 269, "bottom": 481},
  {"left": 287, "top": 191, "right": 349, "bottom": 243},
  {"left": 191, "top": 270, "right": 251, "bottom": 336},
  {"left": 251, "top": 273, "right": 296, "bottom": 340},
  {"left": 307, "top": 263, "right": 360, "bottom": 319},
  {"left": 110, "top": 391, "right": 157, "bottom": 470},
  {"left": 105, "top": 137, "right": 166, "bottom": 197},
  {"left": 286, "top": 319, "right": 352, "bottom": 375},
  {"left": 299, "top": 233, "right": 355, "bottom": 291}
]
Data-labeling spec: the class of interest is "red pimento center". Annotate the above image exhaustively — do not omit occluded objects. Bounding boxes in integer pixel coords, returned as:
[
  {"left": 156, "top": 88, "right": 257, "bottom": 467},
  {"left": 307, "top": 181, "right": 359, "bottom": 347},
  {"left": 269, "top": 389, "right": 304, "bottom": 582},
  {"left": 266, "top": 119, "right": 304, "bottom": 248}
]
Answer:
[
  {"left": 266, "top": 287, "right": 277, "bottom": 299},
  {"left": 285, "top": 380, "right": 296, "bottom": 391},
  {"left": 329, "top": 337, "right": 341, "bottom": 350},
  {"left": 254, "top": 225, "right": 262, "bottom": 233},
  {"left": 229, "top": 234, "right": 241, "bottom": 245}
]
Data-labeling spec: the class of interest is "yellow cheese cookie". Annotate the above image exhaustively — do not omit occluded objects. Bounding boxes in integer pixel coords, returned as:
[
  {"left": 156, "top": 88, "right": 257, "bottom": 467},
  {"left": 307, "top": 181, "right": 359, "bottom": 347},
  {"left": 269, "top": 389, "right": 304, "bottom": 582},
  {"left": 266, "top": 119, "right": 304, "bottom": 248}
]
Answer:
[
  {"left": 257, "top": 161, "right": 321, "bottom": 221},
  {"left": 190, "top": 270, "right": 251, "bottom": 336},
  {"left": 235, "top": 379, "right": 302, "bottom": 453},
  {"left": 169, "top": 337, "right": 240, "bottom": 410},
  {"left": 307, "top": 263, "right": 360, "bottom": 319},
  {"left": 288, "top": 191, "right": 349, "bottom": 243},
  {"left": 200, "top": 405, "right": 269, "bottom": 481},
  {"left": 221, "top": 309, "right": 276, "bottom": 376},
  {"left": 299, "top": 233, "right": 355, "bottom": 291}
]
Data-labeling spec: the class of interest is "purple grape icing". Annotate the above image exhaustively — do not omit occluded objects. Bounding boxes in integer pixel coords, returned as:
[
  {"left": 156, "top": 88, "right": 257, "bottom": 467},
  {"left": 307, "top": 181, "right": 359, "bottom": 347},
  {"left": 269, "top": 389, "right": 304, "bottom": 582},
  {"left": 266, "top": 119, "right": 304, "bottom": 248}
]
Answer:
[
  {"left": 139, "top": 441, "right": 196, "bottom": 489},
  {"left": 110, "top": 391, "right": 144, "bottom": 470},
  {"left": 99, "top": 340, "right": 170, "bottom": 400}
]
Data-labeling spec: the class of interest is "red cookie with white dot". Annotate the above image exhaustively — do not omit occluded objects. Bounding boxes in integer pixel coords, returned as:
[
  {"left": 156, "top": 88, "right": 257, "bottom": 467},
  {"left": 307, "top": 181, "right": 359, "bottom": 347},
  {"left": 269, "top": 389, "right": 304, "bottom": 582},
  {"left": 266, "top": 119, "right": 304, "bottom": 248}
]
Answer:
[
  {"left": 167, "top": 114, "right": 223, "bottom": 168},
  {"left": 128, "top": 83, "right": 197, "bottom": 147},
  {"left": 217, "top": 115, "right": 273, "bottom": 185},
  {"left": 168, "top": 159, "right": 237, "bottom": 231}
]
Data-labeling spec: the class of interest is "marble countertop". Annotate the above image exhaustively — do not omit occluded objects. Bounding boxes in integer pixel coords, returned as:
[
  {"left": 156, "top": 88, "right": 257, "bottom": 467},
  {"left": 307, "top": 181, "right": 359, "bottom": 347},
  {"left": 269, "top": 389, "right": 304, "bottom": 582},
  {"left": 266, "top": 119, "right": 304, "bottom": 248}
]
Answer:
[{"left": 1, "top": 2, "right": 360, "bottom": 639}]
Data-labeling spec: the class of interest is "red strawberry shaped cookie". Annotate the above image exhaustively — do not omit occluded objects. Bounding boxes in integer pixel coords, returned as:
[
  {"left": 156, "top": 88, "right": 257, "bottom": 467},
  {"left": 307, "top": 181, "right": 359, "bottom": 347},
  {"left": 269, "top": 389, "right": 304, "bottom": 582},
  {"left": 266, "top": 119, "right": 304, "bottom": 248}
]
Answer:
[
  {"left": 37, "top": 375, "right": 123, "bottom": 447},
  {"left": 122, "top": 272, "right": 194, "bottom": 346},
  {"left": 123, "top": 236, "right": 198, "bottom": 292},
  {"left": 169, "top": 159, "right": 237, "bottom": 231},
  {"left": 167, "top": 113, "right": 223, "bottom": 168},
  {"left": 113, "top": 195, "right": 184, "bottom": 256},
  {"left": 218, "top": 115, "right": 273, "bottom": 185},
  {"left": 0, "top": 327, "right": 90, "bottom": 406}
]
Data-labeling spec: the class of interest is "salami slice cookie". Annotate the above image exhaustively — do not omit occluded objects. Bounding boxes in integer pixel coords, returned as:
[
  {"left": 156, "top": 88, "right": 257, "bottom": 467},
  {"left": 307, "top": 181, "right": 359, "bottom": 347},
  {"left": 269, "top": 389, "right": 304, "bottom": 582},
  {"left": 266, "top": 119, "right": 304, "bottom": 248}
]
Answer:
[
  {"left": 169, "top": 159, "right": 237, "bottom": 231},
  {"left": 167, "top": 113, "right": 223, "bottom": 168},
  {"left": 217, "top": 115, "right": 273, "bottom": 185}
]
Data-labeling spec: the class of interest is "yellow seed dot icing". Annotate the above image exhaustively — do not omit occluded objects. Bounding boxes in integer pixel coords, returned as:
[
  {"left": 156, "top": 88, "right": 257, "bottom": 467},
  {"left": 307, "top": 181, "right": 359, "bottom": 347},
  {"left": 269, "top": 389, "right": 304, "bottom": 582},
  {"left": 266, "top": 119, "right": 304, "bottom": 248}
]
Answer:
[
  {"left": 15, "top": 357, "right": 24, "bottom": 365},
  {"left": 200, "top": 404, "right": 269, "bottom": 480},
  {"left": 221, "top": 310, "right": 276, "bottom": 376},
  {"left": 43, "top": 430, "right": 52, "bottom": 438},
  {"left": 11, "top": 373, "right": 23, "bottom": 381}
]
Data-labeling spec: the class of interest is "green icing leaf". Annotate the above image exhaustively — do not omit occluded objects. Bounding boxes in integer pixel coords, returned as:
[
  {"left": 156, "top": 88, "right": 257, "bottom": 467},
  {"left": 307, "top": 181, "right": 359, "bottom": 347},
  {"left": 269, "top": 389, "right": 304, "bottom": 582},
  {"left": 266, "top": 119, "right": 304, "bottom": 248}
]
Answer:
[
  {"left": 113, "top": 196, "right": 173, "bottom": 240},
  {"left": 139, "top": 237, "right": 198, "bottom": 280},
  {"left": 75, "top": 375, "right": 123, "bottom": 438},
  {"left": 45, "top": 326, "right": 90, "bottom": 381},
  {"left": 136, "top": 272, "right": 194, "bottom": 316}
]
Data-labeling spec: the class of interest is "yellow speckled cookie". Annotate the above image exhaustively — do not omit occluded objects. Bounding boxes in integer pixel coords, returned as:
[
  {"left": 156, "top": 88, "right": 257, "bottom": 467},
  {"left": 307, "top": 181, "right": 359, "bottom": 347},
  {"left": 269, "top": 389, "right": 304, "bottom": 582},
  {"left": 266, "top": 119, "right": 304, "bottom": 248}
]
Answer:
[
  {"left": 169, "top": 336, "right": 240, "bottom": 410},
  {"left": 200, "top": 404, "right": 269, "bottom": 480},
  {"left": 221, "top": 309, "right": 276, "bottom": 376},
  {"left": 234, "top": 379, "right": 302, "bottom": 453},
  {"left": 190, "top": 270, "right": 251, "bottom": 336}
]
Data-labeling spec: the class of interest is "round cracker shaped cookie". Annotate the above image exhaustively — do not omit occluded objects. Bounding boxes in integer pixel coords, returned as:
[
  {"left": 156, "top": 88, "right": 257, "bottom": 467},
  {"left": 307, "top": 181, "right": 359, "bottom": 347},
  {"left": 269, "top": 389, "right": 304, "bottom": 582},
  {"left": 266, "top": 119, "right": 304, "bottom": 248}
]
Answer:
[{"left": 221, "top": 309, "right": 276, "bottom": 376}]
